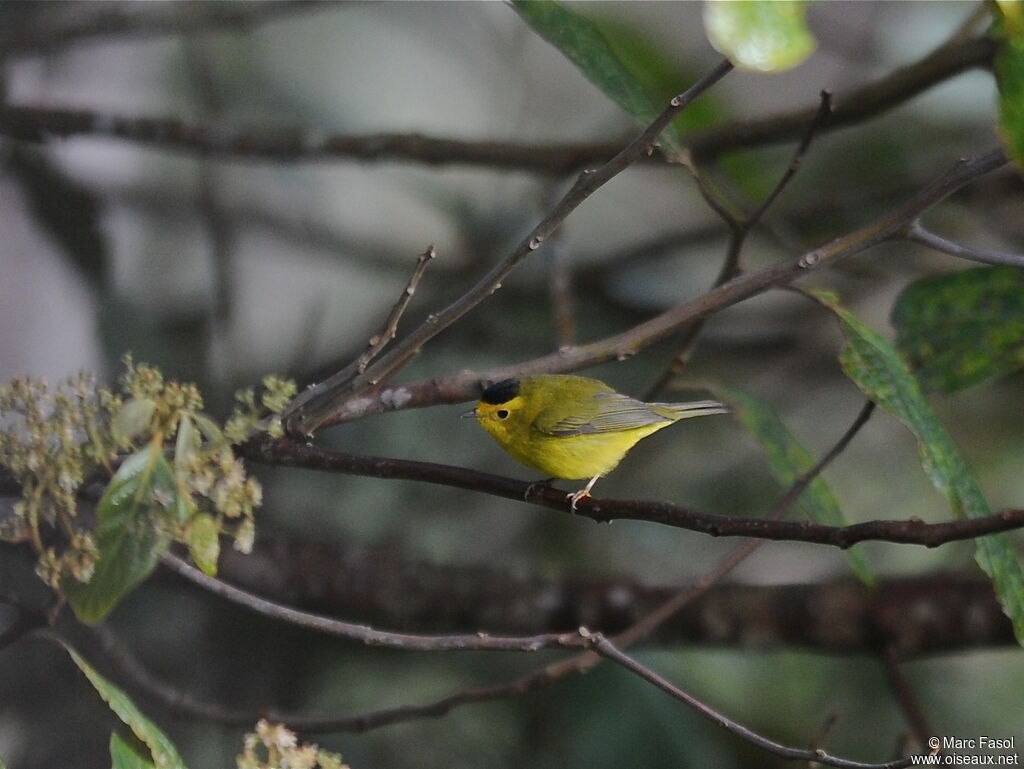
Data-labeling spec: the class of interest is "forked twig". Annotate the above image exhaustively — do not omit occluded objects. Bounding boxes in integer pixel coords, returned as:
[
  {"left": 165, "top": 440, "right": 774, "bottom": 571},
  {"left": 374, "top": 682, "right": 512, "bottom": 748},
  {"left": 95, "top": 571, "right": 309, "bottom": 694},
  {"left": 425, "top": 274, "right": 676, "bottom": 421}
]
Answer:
[
  {"left": 357, "top": 246, "right": 436, "bottom": 373},
  {"left": 645, "top": 90, "right": 834, "bottom": 400}
]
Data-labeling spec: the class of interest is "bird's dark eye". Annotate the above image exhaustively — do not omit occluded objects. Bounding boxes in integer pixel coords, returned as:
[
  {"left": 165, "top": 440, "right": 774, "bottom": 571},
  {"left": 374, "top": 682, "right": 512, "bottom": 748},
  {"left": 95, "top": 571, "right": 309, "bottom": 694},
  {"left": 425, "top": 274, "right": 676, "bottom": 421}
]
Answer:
[{"left": 496, "top": 409, "right": 510, "bottom": 420}]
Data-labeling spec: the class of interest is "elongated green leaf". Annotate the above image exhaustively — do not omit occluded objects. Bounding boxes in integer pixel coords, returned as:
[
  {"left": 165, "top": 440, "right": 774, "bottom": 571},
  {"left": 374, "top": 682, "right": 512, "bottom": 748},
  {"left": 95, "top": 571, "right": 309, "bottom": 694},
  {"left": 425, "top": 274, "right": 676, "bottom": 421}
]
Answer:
[
  {"left": 713, "top": 383, "right": 874, "bottom": 586},
  {"left": 111, "top": 733, "right": 157, "bottom": 769},
  {"left": 893, "top": 266, "right": 1024, "bottom": 392},
  {"left": 704, "top": 1, "right": 816, "bottom": 73},
  {"left": 995, "top": 3, "right": 1024, "bottom": 173},
  {"left": 65, "top": 445, "right": 175, "bottom": 623},
  {"left": 591, "top": 18, "right": 722, "bottom": 136},
  {"left": 512, "top": 1, "right": 684, "bottom": 156},
  {"left": 816, "top": 290, "right": 1024, "bottom": 644},
  {"left": 66, "top": 648, "right": 186, "bottom": 769}
]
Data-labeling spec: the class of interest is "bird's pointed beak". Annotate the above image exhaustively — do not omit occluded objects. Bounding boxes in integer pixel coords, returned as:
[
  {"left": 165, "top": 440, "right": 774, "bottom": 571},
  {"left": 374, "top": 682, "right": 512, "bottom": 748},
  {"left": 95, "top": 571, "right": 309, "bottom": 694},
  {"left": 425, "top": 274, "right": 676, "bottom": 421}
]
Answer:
[{"left": 460, "top": 408, "right": 480, "bottom": 419}]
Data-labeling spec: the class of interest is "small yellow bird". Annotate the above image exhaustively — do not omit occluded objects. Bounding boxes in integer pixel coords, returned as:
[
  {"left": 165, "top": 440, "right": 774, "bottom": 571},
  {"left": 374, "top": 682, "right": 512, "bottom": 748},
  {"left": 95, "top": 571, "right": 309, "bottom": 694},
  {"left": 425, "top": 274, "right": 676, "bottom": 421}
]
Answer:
[{"left": 465, "top": 374, "right": 727, "bottom": 508}]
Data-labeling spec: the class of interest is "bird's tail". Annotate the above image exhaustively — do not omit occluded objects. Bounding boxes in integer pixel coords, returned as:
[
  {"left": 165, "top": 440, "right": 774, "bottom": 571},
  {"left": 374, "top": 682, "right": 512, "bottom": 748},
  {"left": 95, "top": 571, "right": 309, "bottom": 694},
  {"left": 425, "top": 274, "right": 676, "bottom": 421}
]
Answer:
[{"left": 655, "top": 400, "right": 729, "bottom": 420}]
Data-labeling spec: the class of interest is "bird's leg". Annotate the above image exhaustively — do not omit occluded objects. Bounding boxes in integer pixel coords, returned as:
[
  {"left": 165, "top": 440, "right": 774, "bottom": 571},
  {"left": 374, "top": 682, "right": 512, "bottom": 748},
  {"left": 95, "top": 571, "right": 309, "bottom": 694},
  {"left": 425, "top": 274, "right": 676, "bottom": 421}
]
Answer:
[
  {"left": 524, "top": 477, "right": 556, "bottom": 502},
  {"left": 567, "top": 474, "right": 601, "bottom": 512}
]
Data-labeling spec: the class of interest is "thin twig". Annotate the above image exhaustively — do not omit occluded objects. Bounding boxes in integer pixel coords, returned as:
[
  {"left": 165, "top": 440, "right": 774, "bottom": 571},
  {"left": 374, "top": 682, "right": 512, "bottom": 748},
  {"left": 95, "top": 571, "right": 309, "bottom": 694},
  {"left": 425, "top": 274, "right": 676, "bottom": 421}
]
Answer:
[
  {"left": 903, "top": 220, "right": 1024, "bottom": 268},
  {"left": 159, "top": 551, "right": 585, "bottom": 653},
  {"left": 582, "top": 631, "right": 917, "bottom": 769},
  {"left": 541, "top": 184, "right": 577, "bottom": 349},
  {"left": 881, "top": 645, "right": 933, "bottom": 750},
  {"left": 309, "top": 145, "right": 1007, "bottom": 428},
  {"left": 357, "top": 246, "right": 436, "bottom": 373},
  {"left": 686, "top": 35, "right": 994, "bottom": 159},
  {"left": 282, "top": 58, "right": 735, "bottom": 435},
  {"left": 645, "top": 90, "right": 834, "bottom": 400},
  {"left": 745, "top": 90, "right": 835, "bottom": 230}
]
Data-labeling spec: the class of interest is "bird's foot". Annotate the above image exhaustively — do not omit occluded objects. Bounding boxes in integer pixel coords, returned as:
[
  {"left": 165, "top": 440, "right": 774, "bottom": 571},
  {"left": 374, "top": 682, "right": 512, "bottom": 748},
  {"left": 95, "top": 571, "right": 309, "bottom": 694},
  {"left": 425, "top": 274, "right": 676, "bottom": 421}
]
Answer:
[{"left": 566, "top": 488, "right": 591, "bottom": 512}]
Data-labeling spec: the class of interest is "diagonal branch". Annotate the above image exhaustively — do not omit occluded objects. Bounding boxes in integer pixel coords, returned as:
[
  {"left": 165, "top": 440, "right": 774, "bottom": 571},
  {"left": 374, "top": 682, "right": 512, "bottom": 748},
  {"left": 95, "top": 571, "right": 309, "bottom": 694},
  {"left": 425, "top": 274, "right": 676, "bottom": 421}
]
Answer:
[
  {"left": 309, "top": 145, "right": 1008, "bottom": 428},
  {"left": 282, "top": 58, "right": 735, "bottom": 435},
  {"left": 583, "top": 631, "right": 919, "bottom": 769}
]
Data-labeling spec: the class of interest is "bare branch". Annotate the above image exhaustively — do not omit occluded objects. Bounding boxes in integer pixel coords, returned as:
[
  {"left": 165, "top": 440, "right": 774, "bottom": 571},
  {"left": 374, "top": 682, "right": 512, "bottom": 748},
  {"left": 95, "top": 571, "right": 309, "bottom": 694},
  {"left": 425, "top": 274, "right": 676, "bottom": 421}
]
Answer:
[
  {"left": 687, "top": 35, "right": 994, "bottom": 159},
  {"left": 0, "top": 103, "right": 625, "bottom": 173},
  {"left": 159, "top": 551, "right": 588, "bottom": 653},
  {"left": 308, "top": 145, "right": 1008, "bottom": 427},
  {"left": 582, "top": 631, "right": 919, "bottom": 769},
  {"left": 282, "top": 58, "right": 735, "bottom": 435},
  {"left": 240, "top": 432, "right": 1024, "bottom": 549},
  {"left": 0, "top": 36, "right": 993, "bottom": 167},
  {"left": 903, "top": 220, "right": 1024, "bottom": 268}
]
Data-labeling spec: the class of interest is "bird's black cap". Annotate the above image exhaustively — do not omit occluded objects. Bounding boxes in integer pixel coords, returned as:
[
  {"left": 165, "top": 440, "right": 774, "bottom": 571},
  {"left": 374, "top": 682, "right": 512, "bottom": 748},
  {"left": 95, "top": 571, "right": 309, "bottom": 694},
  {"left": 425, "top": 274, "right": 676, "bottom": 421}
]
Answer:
[{"left": 481, "top": 378, "right": 520, "bottom": 405}]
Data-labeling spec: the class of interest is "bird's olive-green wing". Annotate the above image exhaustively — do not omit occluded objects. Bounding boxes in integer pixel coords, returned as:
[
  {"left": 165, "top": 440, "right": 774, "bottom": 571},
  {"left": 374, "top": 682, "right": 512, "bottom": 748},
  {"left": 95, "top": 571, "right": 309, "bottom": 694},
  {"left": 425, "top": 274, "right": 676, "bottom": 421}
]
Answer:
[{"left": 534, "top": 391, "right": 670, "bottom": 436}]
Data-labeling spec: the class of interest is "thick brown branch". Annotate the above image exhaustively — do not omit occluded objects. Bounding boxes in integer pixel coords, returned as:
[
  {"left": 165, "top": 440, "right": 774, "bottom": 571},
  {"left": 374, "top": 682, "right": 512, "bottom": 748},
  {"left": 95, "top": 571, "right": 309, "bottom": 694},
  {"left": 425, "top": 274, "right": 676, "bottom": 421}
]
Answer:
[
  {"left": 240, "top": 435, "right": 1024, "bottom": 549},
  {"left": 0, "top": 103, "right": 624, "bottom": 172}
]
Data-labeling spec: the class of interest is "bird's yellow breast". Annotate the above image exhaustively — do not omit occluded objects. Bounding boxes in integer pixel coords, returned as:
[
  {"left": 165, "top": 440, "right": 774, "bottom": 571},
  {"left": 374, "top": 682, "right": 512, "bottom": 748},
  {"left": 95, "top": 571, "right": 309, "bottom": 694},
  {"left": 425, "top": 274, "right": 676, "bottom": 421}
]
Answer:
[{"left": 497, "top": 422, "right": 672, "bottom": 480}]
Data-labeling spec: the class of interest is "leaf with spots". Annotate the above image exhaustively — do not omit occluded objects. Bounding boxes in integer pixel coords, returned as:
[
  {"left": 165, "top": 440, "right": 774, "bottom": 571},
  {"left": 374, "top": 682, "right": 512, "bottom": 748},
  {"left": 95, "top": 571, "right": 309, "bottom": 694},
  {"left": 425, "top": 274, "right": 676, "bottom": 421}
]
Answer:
[{"left": 892, "top": 266, "right": 1024, "bottom": 392}]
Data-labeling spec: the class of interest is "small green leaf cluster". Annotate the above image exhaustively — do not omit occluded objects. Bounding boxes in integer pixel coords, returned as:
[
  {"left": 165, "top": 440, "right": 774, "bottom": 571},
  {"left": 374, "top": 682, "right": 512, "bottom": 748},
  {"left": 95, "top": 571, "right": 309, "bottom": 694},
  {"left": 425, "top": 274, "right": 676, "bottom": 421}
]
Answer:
[
  {"left": 0, "top": 357, "right": 296, "bottom": 623},
  {"left": 237, "top": 720, "right": 347, "bottom": 769}
]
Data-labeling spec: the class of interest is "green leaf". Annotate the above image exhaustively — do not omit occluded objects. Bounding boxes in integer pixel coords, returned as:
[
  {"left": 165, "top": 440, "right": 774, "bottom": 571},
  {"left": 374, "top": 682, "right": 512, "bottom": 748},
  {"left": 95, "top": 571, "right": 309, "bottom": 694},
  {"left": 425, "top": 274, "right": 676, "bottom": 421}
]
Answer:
[
  {"left": 110, "top": 733, "right": 157, "bottom": 769},
  {"left": 512, "top": 1, "right": 684, "bottom": 156},
  {"left": 712, "top": 382, "right": 875, "bottom": 587},
  {"left": 892, "top": 266, "right": 1024, "bottom": 392},
  {"left": 591, "top": 17, "right": 722, "bottom": 136},
  {"left": 65, "top": 445, "right": 176, "bottom": 624},
  {"left": 816, "top": 290, "right": 1024, "bottom": 644},
  {"left": 995, "top": 1, "right": 1024, "bottom": 172},
  {"left": 65, "top": 648, "right": 187, "bottom": 769},
  {"left": 704, "top": 1, "right": 816, "bottom": 73},
  {"left": 185, "top": 513, "right": 220, "bottom": 576}
]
